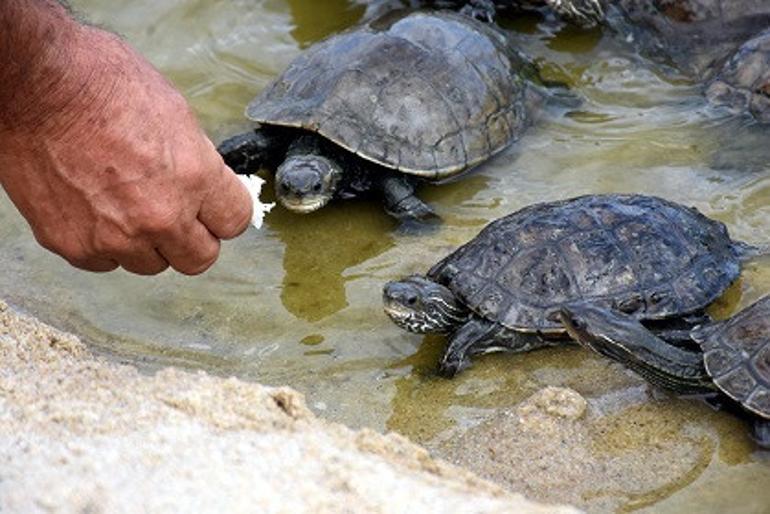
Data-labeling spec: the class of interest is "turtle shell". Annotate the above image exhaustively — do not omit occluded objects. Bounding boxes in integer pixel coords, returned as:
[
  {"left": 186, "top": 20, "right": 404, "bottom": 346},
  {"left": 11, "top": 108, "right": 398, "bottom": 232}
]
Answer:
[
  {"left": 428, "top": 194, "right": 743, "bottom": 334},
  {"left": 692, "top": 296, "right": 770, "bottom": 419},
  {"left": 245, "top": 11, "right": 533, "bottom": 179},
  {"left": 706, "top": 28, "right": 770, "bottom": 123},
  {"left": 613, "top": 0, "right": 770, "bottom": 77}
]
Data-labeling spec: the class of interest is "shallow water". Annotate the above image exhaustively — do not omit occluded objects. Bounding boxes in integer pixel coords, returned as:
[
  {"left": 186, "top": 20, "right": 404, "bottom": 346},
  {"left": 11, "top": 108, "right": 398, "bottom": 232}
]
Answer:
[{"left": 3, "top": 1, "right": 770, "bottom": 511}]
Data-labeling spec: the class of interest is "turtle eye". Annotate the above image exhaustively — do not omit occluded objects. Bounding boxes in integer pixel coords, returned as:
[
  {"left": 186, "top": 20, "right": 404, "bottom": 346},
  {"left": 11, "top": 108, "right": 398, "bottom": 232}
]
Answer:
[
  {"left": 406, "top": 295, "right": 418, "bottom": 307},
  {"left": 312, "top": 183, "right": 322, "bottom": 193}
]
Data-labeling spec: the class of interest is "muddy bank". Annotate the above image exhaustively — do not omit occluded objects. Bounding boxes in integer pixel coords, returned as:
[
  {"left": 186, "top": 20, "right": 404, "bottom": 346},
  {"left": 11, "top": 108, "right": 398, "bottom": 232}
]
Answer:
[{"left": 0, "top": 300, "right": 577, "bottom": 514}]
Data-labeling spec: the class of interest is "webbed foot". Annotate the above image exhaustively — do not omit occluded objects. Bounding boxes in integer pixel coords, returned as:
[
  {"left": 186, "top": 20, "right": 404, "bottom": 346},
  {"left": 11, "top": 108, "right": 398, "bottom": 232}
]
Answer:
[
  {"left": 389, "top": 199, "right": 442, "bottom": 234},
  {"left": 437, "top": 355, "right": 471, "bottom": 378},
  {"left": 381, "top": 175, "right": 441, "bottom": 230}
]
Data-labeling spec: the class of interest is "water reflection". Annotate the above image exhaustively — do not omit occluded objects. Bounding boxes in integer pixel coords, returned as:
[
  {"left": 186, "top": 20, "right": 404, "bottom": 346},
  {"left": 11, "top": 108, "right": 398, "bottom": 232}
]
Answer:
[
  {"left": 285, "top": 0, "right": 365, "bottom": 46},
  {"left": 267, "top": 200, "right": 395, "bottom": 322}
]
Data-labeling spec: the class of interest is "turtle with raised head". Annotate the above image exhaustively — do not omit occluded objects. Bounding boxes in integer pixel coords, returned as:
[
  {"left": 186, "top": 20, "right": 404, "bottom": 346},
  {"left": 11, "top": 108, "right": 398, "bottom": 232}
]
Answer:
[
  {"left": 218, "top": 10, "right": 543, "bottom": 224},
  {"left": 556, "top": 295, "right": 770, "bottom": 448},
  {"left": 382, "top": 194, "right": 758, "bottom": 377}
]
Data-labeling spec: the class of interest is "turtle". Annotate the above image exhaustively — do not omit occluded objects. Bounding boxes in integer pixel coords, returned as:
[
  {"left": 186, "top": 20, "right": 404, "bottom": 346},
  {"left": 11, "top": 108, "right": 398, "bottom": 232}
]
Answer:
[
  {"left": 514, "top": 0, "right": 770, "bottom": 121},
  {"left": 217, "top": 10, "right": 543, "bottom": 224},
  {"left": 555, "top": 295, "right": 770, "bottom": 448},
  {"left": 705, "top": 28, "right": 770, "bottom": 123},
  {"left": 382, "top": 193, "right": 759, "bottom": 377}
]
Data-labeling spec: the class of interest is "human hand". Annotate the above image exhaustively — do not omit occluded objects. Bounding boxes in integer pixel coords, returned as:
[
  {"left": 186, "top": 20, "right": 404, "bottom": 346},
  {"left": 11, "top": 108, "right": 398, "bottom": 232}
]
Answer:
[{"left": 0, "top": 20, "right": 253, "bottom": 275}]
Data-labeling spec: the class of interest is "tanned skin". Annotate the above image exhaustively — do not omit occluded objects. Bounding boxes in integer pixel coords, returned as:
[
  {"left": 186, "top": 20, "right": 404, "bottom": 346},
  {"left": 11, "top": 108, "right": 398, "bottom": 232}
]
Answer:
[{"left": 0, "top": 1, "right": 253, "bottom": 275}]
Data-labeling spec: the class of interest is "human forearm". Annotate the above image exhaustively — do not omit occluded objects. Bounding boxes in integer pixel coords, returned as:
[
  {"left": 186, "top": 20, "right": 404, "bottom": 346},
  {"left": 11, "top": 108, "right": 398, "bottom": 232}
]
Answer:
[{"left": 0, "top": 0, "right": 111, "bottom": 135}]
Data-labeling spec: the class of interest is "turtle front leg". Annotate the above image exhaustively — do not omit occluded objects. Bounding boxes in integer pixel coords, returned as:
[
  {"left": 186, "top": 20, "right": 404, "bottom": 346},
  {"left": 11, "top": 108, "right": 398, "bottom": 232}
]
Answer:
[
  {"left": 438, "top": 318, "right": 554, "bottom": 377},
  {"left": 380, "top": 174, "right": 440, "bottom": 226},
  {"left": 217, "top": 128, "right": 282, "bottom": 175},
  {"left": 438, "top": 318, "right": 499, "bottom": 377}
]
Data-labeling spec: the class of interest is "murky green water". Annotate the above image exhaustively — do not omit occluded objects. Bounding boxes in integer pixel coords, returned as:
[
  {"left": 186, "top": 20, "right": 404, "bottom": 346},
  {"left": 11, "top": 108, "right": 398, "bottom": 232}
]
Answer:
[{"left": 3, "top": 1, "right": 770, "bottom": 511}]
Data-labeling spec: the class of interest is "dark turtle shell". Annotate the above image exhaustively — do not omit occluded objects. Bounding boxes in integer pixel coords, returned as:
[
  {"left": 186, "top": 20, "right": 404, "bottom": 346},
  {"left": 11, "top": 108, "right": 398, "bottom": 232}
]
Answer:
[
  {"left": 245, "top": 11, "right": 534, "bottom": 179},
  {"left": 692, "top": 296, "right": 770, "bottom": 419},
  {"left": 428, "top": 194, "right": 743, "bottom": 334},
  {"left": 569, "top": 0, "right": 770, "bottom": 77},
  {"left": 706, "top": 28, "right": 770, "bottom": 123}
]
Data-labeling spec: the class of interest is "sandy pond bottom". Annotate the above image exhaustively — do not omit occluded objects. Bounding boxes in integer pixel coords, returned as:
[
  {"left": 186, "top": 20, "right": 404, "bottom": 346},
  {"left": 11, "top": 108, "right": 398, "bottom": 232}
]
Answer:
[{"left": 3, "top": 0, "right": 770, "bottom": 512}]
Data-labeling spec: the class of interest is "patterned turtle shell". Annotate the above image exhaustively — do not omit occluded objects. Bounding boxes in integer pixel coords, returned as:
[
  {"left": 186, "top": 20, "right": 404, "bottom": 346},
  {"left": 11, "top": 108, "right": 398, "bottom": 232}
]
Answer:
[
  {"left": 428, "top": 194, "right": 745, "bottom": 335},
  {"left": 245, "top": 11, "right": 534, "bottom": 179},
  {"left": 692, "top": 295, "right": 770, "bottom": 419}
]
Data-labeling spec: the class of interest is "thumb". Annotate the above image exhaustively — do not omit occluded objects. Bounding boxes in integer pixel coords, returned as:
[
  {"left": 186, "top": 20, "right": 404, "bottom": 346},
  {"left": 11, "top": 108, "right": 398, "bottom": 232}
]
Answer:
[{"left": 198, "top": 159, "right": 254, "bottom": 240}]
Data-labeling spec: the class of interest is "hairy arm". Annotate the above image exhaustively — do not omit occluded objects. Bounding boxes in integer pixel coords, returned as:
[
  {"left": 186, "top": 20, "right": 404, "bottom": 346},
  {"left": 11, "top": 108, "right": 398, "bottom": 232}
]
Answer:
[{"left": 0, "top": 1, "right": 253, "bottom": 275}]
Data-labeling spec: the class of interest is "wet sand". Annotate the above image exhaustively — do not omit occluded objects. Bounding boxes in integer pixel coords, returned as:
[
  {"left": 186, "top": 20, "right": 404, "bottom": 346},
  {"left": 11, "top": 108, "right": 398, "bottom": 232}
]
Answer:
[{"left": 0, "top": 299, "right": 577, "bottom": 513}]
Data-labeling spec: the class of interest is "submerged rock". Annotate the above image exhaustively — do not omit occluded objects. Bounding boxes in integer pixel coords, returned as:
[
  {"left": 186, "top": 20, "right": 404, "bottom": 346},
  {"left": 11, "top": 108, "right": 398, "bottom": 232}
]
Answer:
[{"left": 440, "top": 385, "right": 732, "bottom": 512}]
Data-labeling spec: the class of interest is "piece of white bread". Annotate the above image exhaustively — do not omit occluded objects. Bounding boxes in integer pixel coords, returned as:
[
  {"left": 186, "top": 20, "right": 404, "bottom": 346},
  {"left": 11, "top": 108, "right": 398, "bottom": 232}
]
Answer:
[{"left": 237, "top": 174, "right": 274, "bottom": 229}]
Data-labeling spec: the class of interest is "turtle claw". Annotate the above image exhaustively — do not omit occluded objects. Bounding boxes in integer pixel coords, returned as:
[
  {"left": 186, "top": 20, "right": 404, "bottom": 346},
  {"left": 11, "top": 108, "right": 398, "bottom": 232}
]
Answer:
[
  {"left": 389, "top": 199, "right": 439, "bottom": 222},
  {"left": 394, "top": 203, "right": 442, "bottom": 234},
  {"left": 438, "top": 355, "right": 471, "bottom": 378},
  {"left": 384, "top": 187, "right": 442, "bottom": 231},
  {"left": 437, "top": 318, "right": 497, "bottom": 378}
]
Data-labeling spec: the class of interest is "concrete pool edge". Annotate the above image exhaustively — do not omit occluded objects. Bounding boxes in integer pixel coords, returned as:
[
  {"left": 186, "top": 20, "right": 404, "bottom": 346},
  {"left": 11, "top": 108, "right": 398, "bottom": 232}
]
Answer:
[{"left": 0, "top": 299, "right": 578, "bottom": 514}]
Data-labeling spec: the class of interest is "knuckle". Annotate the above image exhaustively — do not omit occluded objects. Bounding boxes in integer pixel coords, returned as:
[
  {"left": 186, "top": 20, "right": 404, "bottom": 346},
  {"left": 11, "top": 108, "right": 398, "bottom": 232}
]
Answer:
[
  {"left": 216, "top": 205, "right": 252, "bottom": 239},
  {"left": 61, "top": 244, "right": 100, "bottom": 269},
  {"left": 33, "top": 230, "right": 90, "bottom": 264},
  {"left": 33, "top": 229, "right": 63, "bottom": 254},
  {"left": 91, "top": 227, "right": 128, "bottom": 256},
  {"left": 136, "top": 206, "right": 182, "bottom": 236}
]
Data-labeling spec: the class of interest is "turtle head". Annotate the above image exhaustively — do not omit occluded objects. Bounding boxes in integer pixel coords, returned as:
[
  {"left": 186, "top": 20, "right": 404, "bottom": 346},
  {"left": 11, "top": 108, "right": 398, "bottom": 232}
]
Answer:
[
  {"left": 275, "top": 154, "right": 342, "bottom": 213},
  {"left": 383, "top": 275, "right": 470, "bottom": 334}
]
